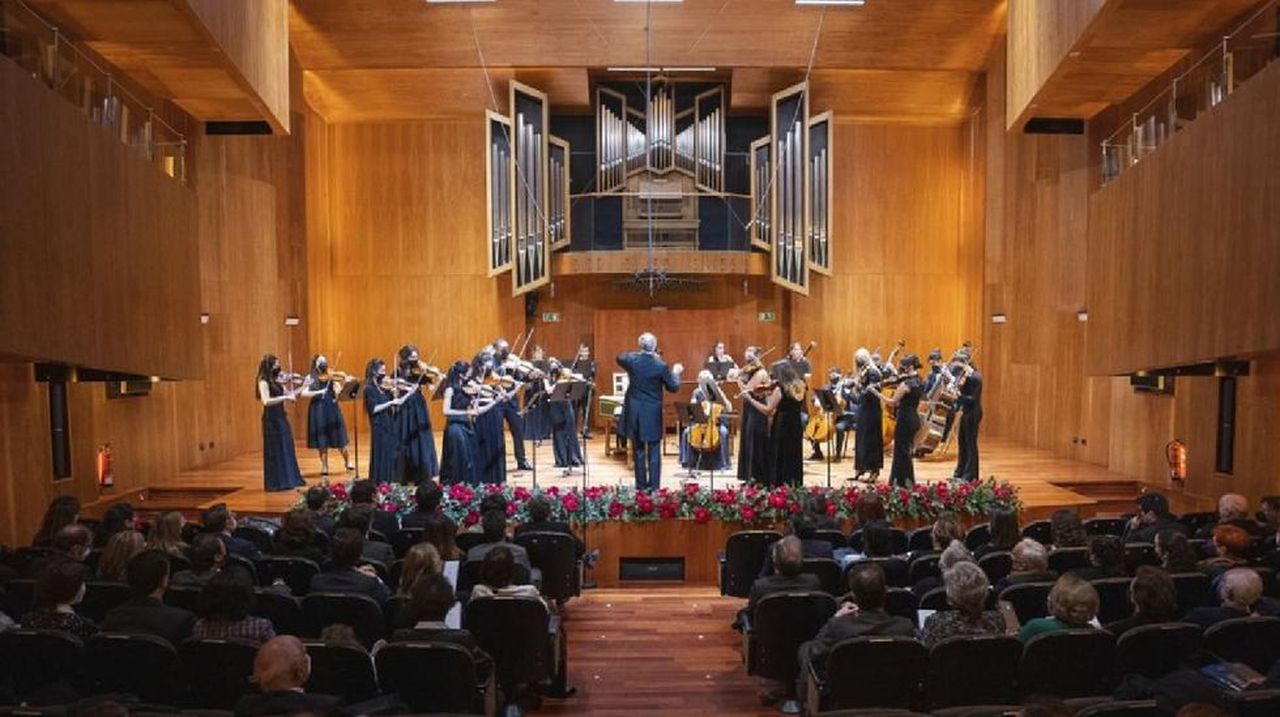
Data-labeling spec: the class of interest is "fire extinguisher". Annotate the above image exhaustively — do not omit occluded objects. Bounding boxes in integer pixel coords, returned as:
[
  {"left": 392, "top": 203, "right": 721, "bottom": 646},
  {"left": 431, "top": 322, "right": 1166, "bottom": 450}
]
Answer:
[
  {"left": 97, "top": 443, "right": 115, "bottom": 488},
  {"left": 1166, "top": 439, "right": 1186, "bottom": 485}
]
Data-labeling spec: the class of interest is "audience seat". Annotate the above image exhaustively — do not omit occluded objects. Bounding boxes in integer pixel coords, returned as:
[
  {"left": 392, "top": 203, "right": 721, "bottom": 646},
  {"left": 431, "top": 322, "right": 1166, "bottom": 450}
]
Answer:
[
  {"left": 77, "top": 582, "right": 131, "bottom": 622},
  {"left": 165, "top": 552, "right": 193, "bottom": 575},
  {"left": 225, "top": 554, "right": 258, "bottom": 585},
  {"left": 1075, "top": 700, "right": 1160, "bottom": 717},
  {"left": 964, "top": 524, "right": 991, "bottom": 551},
  {"left": 1113, "top": 622, "right": 1202, "bottom": 679},
  {"left": 884, "top": 588, "right": 918, "bottom": 622},
  {"left": 1225, "top": 688, "right": 1280, "bottom": 717},
  {"left": 1169, "top": 572, "right": 1214, "bottom": 615},
  {"left": 300, "top": 592, "right": 385, "bottom": 647},
  {"left": 0, "top": 629, "right": 85, "bottom": 703},
  {"left": 252, "top": 588, "right": 302, "bottom": 636},
  {"left": 925, "top": 635, "right": 1021, "bottom": 708},
  {"left": 907, "top": 527, "right": 934, "bottom": 553},
  {"left": 1202, "top": 616, "right": 1280, "bottom": 673},
  {"left": 1047, "top": 547, "right": 1090, "bottom": 574},
  {"left": 800, "top": 558, "right": 842, "bottom": 595},
  {"left": 376, "top": 641, "right": 495, "bottom": 715},
  {"left": 998, "top": 582, "right": 1053, "bottom": 624},
  {"left": 907, "top": 554, "right": 941, "bottom": 585},
  {"left": 1019, "top": 629, "right": 1116, "bottom": 698},
  {"left": 806, "top": 636, "right": 926, "bottom": 711},
  {"left": 1, "top": 579, "right": 35, "bottom": 617},
  {"left": 87, "top": 632, "right": 186, "bottom": 704},
  {"left": 919, "top": 587, "right": 950, "bottom": 612},
  {"left": 1177, "top": 512, "right": 1217, "bottom": 536},
  {"left": 455, "top": 532, "right": 487, "bottom": 553},
  {"left": 257, "top": 556, "right": 320, "bottom": 597},
  {"left": 812, "top": 529, "right": 847, "bottom": 549},
  {"left": 359, "top": 558, "right": 390, "bottom": 584},
  {"left": 164, "top": 585, "right": 202, "bottom": 614},
  {"left": 976, "top": 552, "right": 1012, "bottom": 585},
  {"left": 384, "top": 594, "right": 410, "bottom": 635},
  {"left": 366, "top": 529, "right": 389, "bottom": 544},
  {"left": 718, "top": 530, "right": 782, "bottom": 598},
  {"left": 232, "top": 525, "right": 275, "bottom": 554},
  {"left": 464, "top": 595, "right": 555, "bottom": 706},
  {"left": 859, "top": 557, "right": 909, "bottom": 588},
  {"left": 302, "top": 640, "right": 381, "bottom": 704},
  {"left": 390, "top": 528, "right": 423, "bottom": 559},
  {"left": 743, "top": 591, "right": 836, "bottom": 709},
  {"left": 179, "top": 638, "right": 259, "bottom": 710},
  {"left": 456, "top": 560, "right": 532, "bottom": 597},
  {"left": 848, "top": 528, "right": 909, "bottom": 555},
  {"left": 514, "top": 531, "right": 581, "bottom": 602},
  {"left": 1091, "top": 577, "right": 1135, "bottom": 624},
  {"left": 1084, "top": 518, "right": 1127, "bottom": 537},
  {"left": 1020, "top": 520, "right": 1053, "bottom": 546},
  {"left": 1123, "top": 543, "right": 1159, "bottom": 572}
]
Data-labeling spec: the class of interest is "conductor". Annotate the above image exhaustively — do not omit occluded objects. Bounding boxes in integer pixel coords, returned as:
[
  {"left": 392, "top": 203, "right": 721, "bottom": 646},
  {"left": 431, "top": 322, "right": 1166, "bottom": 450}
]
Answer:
[{"left": 618, "top": 332, "right": 684, "bottom": 491}]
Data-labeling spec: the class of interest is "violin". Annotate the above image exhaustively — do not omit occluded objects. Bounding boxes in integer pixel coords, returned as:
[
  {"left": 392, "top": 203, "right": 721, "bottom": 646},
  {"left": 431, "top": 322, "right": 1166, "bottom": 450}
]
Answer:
[
  {"left": 275, "top": 371, "right": 307, "bottom": 387},
  {"left": 317, "top": 369, "right": 352, "bottom": 383}
]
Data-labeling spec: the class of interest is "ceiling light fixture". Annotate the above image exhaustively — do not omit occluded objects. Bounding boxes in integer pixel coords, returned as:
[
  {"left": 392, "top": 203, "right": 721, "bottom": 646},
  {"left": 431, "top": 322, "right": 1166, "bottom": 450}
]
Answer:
[
  {"left": 606, "top": 66, "right": 661, "bottom": 72},
  {"left": 795, "top": 0, "right": 865, "bottom": 5},
  {"left": 662, "top": 67, "right": 717, "bottom": 72},
  {"left": 605, "top": 66, "right": 716, "bottom": 73}
]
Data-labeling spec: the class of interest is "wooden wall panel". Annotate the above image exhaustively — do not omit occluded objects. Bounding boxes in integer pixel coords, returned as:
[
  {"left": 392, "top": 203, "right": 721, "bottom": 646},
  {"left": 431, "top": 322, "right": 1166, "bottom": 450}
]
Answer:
[
  {"left": 1006, "top": 0, "right": 1107, "bottom": 128},
  {"left": 181, "top": 0, "right": 291, "bottom": 132}
]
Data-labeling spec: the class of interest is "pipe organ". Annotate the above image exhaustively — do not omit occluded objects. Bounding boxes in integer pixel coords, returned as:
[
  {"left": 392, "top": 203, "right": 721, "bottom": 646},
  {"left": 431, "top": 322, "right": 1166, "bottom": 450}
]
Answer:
[
  {"left": 807, "top": 112, "right": 832, "bottom": 276},
  {"left": 749, "top": 136, "right": 772, "bottom": 250},
  {"left": 647, "top": 83, "right": 675, "bottom": 171},
  {"left": 597, "top": 88, "right": 627, "bottom": 192},
  {"left": 548, "top": 135, "right": 570, "bottom": 250},
  {"left": 485, "top": 111, "right": 513, "bottom": 276},
  {"left": 694, "top": 87, "right": 724, "bottom": 193},
  {"left": 771, "top": 82, "right": 809, "bottom": 294},
  {"left": 593, "top": 81, "right": 725, "bottom": 191}
]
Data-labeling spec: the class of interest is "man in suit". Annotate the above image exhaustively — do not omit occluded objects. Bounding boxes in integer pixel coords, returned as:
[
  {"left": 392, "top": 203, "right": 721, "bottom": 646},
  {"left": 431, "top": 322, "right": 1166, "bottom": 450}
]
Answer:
[
  {"left": 170, "top": 533, "right": 226, "bottom": 589},
  {"left": 466, "top": 510, "right": 532, "bottom": 572},
  {"left": 492, "top": 338, "right": 533, "bottom": 471},
  {"left": 234, "top": 636, "right": 345, "bottom": 717},
  {"left": 760, "top": 515, "right": 834, "bottom": 576},
  {"left": 617, "top": 332, "right": 683, "bottom": 491},
  {"left": 309, "top": 528, "right": 390, "bottom": 607},
  {"left": 570, "top": 343, "right": 598, "bottom": 438},
  {"left": 339, "top": 505, "right": 395, "bottom": 566},
  {"left": 797, "top": 562, "right": 916, "bottom": 700},
  {"left": 1123, "top": 493, "right": 1189, "bottom": 544},
  {"left": 25, "top": 523, "right": 93, "bottom": 578},
  {"left": 202, "top": 506, "right": 261, "bottom": 561},
  {"left": 101, "top": 549, "right": 196, "bottom": 646},
  {"left": 348, "top": 480, "right": 401, "bottom": 538},
  {"left": 737, "top": 536, "right": 821, "bottom": 631},
  {"left": 514, "top": 495, "right": 584, "bottom": 558},
  {"left": 400, "top": 482, "right": 445, "bottom": 530}
]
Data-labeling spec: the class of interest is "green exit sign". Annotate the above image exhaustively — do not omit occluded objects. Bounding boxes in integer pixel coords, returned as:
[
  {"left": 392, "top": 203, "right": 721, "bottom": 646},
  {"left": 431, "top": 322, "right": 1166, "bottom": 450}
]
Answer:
[
  {"left": 758, "top": 311, "right": 777, "bottom": 322},
  {"left": 541, "top": 312, "right": 561, "bottom": 323}
]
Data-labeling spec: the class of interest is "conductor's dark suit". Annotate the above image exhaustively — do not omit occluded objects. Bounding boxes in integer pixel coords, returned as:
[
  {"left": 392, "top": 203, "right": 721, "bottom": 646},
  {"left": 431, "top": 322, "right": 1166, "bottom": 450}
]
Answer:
[{"left": 617, "top": 350, "right": 680, "bottom": 490}]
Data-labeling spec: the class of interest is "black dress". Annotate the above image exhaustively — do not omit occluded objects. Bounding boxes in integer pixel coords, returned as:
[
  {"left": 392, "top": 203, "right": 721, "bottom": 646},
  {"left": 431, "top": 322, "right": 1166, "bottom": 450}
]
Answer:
[
  {"left": 363, "top": 383, "right": 400, "bottom": 486},
  {"left": 854, "top": 368, "right": 884, "bottom": 474},
  {"left": 549, "top": 383, "right": 583, "bottom": 467},
  {"left": 474, "top": 396, "right": 507, "bottom": 485},
  {"left": 306, "top": 378, "right": 349, "bottom": 450},
  {"left": 737, "top": 370, "right": 773, "bottom": 485},
  {"left": 397, "top": 377, "right": 439, "bottom": 482},
  {"left": 769, "top": 388, "right": 805, "bottom": 487},
  {"left": 954, "top": 370, "right": 983, "bottom": 482},
  {"left": 889, "top": 376, "right": 923, "bottom": 488},
  {"left": 262, "top": 382, "right": 305, "bottom": 492},
  {"left": 440, "top": 388, "right": 479, "bottom": 486}
]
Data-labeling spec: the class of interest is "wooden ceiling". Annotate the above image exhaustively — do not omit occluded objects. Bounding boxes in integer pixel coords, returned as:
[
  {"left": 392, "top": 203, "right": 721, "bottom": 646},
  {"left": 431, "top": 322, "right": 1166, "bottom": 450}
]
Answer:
[{"left": 291, "top": 0, "right": 1007, "bottom": 123}]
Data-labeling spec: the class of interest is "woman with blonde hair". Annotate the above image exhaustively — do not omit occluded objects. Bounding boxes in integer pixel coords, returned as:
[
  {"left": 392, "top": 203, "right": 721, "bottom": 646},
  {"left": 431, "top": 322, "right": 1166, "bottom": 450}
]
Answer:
[
  {"left": 97, "top": 530, "right": 145, "bottom": 583},
  {"left": 396, "top": 542, "right": 443, "bottom": 598},
  {"left": 1017, "top": 573, "right": 1100, "bottom": 642},
  {"left": 146, "top": 511, "right": 189, "bottom": 556}
]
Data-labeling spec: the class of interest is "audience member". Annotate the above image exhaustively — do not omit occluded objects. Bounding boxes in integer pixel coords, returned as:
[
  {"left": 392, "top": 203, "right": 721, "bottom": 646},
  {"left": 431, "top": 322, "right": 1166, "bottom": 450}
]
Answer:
[
  {"left": 975, "top": 508, "right": 1019, "bottom": 560},
  {"left": 305, "top": 486, "right": 337, "bottom": 535},
  {"left": 94, "top": 504, "right": 135, "bottom": 549},
  {"left": 930, "top": 515, "right": 963, "bottom": 552},
  {"left": 764, "top": 515, "right": 833, "bottom": 575},
  {"left": 400, "top": 482, "right": 445, "bottom": 530},
  {"left": 1123, "top": 494, "right": 1187, "bottom": 544},
  {"left": 804, "top": 494, "right": 839, "bottom": 531},
  {"left": 96, "top": 530, "right": 145, "bottom": 583},
  {"left": 515, "top": 494, "right": 585, "bottom": 557},
  {"left": 192, "top": 566, "right": 275, "bottom": 643},
  {"left": 308, "top": 528, "right": 390, "bottom": 606},
  {"left": 1198, "top": 524, "right": 1252, "bottom": 580},
  {"left": 995, "top": 538, "right": 1057, "bottom": 593},
  {"left": 1105, "top": 566, "right": 1178, "bottom": 636},
  {"left": 1049, "top": 509, "right": 1087, "bottom": 548},
  {"left": 1260, "top": 496, "right": 1280, "bottom": 553},
  {"left": 860, "top": 521, "right": 896, "bottom": 559},
  {"left": 853, "top": 493, "right": 886, "bottom": 529},
  {"left": 272, "top": 508, "right": 328, "bottom": 565},
  {"left": 340, "top": 505, "right": 395, "bottom": 566},
  {"left": 32, "top": 495, "right": 80, "bottom": 548},
  {"left": 203, "top": 506, "right": 261, "bottom": 561},
  {"left": 171, "top": 533, "right": 227, "bottom": 589},
  {"left": 348, "top": 479, "right": 400, "bottom": 537},
  {"left": 233, "top": 636, "right": 344, "bottom": 717},
  {"left": 392, "top": 573, "right": 492, "bottom": 678},
  {"left": 913, "top": 539, "right": 973, "bottom": 598},
  {"left": 145, "top": 511, "right": 189, "bottom": 557},
  {"left": 396, "top": 542, "right": 443, "bottom": 598},
  {"left": 919, "top": 561, "right": 1005, "bottom": 648},
  {"left": 27, "top": 524, "right": 94, "bottom": 577},
  {"left": 1183, "top": 568, "right": 1270, "bottom": 628},
  {"left": 1156, "top": 530, "right": 1201, "bottom": 574},
  {"left": 797, "top": 562, "right": 914, "bottom": 699},
  {"left": 1071, "top": 535, "right": 1127, "bottom": 581},
  {"left": 423, "top": 515, "right": 464, "bottom": 562},
  {"left": 466, "top": 510, "right": 532, "bottom": 571},
  {"left": 20, "top": 560, "right": 97, "bottom": 641},
  {"left": 101, "top": 550, "right": 195, "bottom": 646},
  {"left": 470, "top": 546, "right": 542, "bottom": 604},
  {"left": 737, "top": 536, "right": 820, "bottom": 630},
  {"left": 1017, "top": 573, "right": 1100, "bottom": 642},
  {"left": 1196, "top": 493, "right": 1266, "bottom": 539}
]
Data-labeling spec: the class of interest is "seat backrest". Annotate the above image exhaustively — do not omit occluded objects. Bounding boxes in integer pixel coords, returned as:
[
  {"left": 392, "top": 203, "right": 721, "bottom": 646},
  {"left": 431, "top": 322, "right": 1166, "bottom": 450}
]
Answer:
[
  {"left": 303, "top": 641, "right": 380, "bottom": 703},
  {"left": 226, "top": 553, "right": 259, "bottom": 584},
  {"left": 999, "top": 582, "right": 1054, "bottom": 624},
  {"left": 1123, "top": 543, "right": 1159, "bottom": 572},
  {"left": 391, "top": 528, "right": 424, "bottom": 559},
  {"left": 259, "top": 556, "right": 320, "bottom": 597},
  {"left": 965, "top": 523, "right": 991, "bottom": 551},
  {"left": 1084, "top": 518, "right": 1127, "bottom": 537},
  {"left": 455, "top": 532, "right": 487, "bottom": 553},
  {"left": 823, "top": 636, "right": 927, "bottom": 709},
  {"left": 300, "top": 592, "right": 385, "bottom": 646},
  {"left": 860, "top": 557, "right": 909, "bottom": 588},
  {"left": 252, "top": 589, "right": 302, "bottom": 636},
  {"left": 514, "top": 531, "right": 579, "bottom": 601},
  {"left": 0, "top": 629, "right": 85, "bottom": 700},
  {"left": 376, "top": 641, "right": 480, "bottom": 713},
  {"left": 884, "top": 588, "right": 918, "bottom": 622},
  {"left": 456, "top": 558, "right": 532, "bottom": 596},
  {"left": 907, "top": 527, "right": 934, "bottom": 553},
  {"left": 165, "top": 551, "right": 192, "bottom": 574},
  {"left": 812, "top": 529, "right": 847, "bottom": 549},
  {"left": 721, "top": 531, "right": 783, "bottom": 598},
  {"left": 1021, "top": 520, "right": 1053, "bottom": 546},
  {"left": 1075, "top": 700, "right": 1161, "bottom": 717},
  {"left": 1047, "top": 547, "right": 1090, "bottom": 574},
  {"left": 1169, "top": 572, "right": 1214, "bottom": 615},
  {"left": 750, "top": 592, "right": 837, "bottom": 682},
  {"left": 78, "top": 582, "right": 132, "bottom": 622},
  {"left": 800, "top": 558, "right": 842, "bottom": 595},
  {"left": 1114, "top": 622, "right": 1202, "bottom": 679},
  {"left": 908, "top": 553, "right": 941, "bottom": 585},
  {"left": 926, "top": 635, "right": 1022, "bottom": 707},
  {"left": 1092, "top": 577, "right": 1135, "bottom": 624},
  {"left": 163, "top": 584, "right": 202, "bottom": 613},
  {"left": 179, "top": 638, "right": 260, "bottom": 709},
  {"left": 87, "top": 632, "right": 184, "bottom": 704},
  {"left": 1019, "top": 629, "right": 1116, "bottom": 698},
  {"left": 919, "top": 587, "right": 951, "bottom": 612},
  {"left": 890, "top": 529, "right": 910, "bottom": 555},
  {"left": 233, "top": 525, "right": 274, "bottom": 554},
  {"left": 1177, "top": 512, "right": 1217, "bottom": 535},
  {"left": 1203, "top": 616, "right": 1280, "bottom": 672},
  {"left": 1228, "top": 687, "right": 1280, "bottom": 717},
  {"left": 1, "top": 579, "right": 35, "bottom": 617},
  {"left": 977, "top": 552, "right": 1013, "bottom": 584},
  {"left": 463, "top": 595, "right": 551, "bottom": 689}
]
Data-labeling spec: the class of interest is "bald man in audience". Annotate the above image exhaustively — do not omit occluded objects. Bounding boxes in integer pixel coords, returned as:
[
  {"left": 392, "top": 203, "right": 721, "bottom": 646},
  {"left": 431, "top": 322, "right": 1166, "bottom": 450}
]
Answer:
[
  {"left": 1183, "top": 568, "right": 1278, "bottom": 628},
  {"left": 1196, "top": 494, "right": 1267, "bottom": 539},
  {"left": 234, "top": 635, "right": 345, "bottom": 717},
  {"left": 736, "top": 536, "right": 821, "bottom": 631},
  {"left": 25, "top": 524, "right": 93, "bottom": 578}
]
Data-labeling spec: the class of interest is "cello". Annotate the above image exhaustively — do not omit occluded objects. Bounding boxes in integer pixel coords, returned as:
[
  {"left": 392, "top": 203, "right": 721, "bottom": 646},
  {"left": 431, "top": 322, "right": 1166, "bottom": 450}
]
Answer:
[{"left": 689, "top": 371, "right": 728, "bottom": 453}]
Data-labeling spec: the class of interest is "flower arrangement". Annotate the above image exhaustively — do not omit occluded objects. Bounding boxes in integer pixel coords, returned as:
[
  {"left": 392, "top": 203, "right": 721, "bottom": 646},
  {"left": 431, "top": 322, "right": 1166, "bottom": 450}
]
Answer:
[{"left": 304, "top": 478, "right": 1021, "bottom": 528}]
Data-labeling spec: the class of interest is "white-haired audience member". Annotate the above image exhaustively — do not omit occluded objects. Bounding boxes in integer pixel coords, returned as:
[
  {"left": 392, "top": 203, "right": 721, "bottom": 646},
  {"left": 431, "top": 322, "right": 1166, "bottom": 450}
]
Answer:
[
  {"left": 1183, "top": 568, "right": 1276, "bottom": 628},
  {"left": 994, "top": 538, "right": 1057, "bottom": 593},
  {"left": 919, "top": 561, "right": 1007, "bottom": 648}
]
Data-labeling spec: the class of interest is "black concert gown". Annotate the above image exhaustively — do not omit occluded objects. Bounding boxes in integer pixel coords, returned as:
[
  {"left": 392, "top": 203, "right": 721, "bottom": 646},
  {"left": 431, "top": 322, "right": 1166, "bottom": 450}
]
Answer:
[
  {"left": 854, "top": 370, "right": 885, "bottom": 474},
  {"left": 737, "top": 375, "right": 773, "bottom": 485},
  {"left": 262, "top": 382, "right": 304, "bottom": 492},
  {"left": 769, "top": 390, "right": 805, "bottom": 487},
  {"left": 889, "top": 376, "right": 923, "bottom": 488}
]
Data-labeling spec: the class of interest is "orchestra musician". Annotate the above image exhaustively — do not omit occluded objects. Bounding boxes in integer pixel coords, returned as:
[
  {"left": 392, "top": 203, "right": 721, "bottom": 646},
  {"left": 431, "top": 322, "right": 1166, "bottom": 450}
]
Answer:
[
  {"left": 761, "top": 364, "right": 807, "bottom": 486},
  {"left": 951, "top": 350, "right": 984, "bottom": 482},
  {"left": 569, "top": 343, "right": 597, "bottom": 439},
  {"left": 678, "top": 371, "right": 731, "bottom": 473},
  {"left": 807, "top": 367, "right": 854, "bottom": 462},
  {"left": 471, "top": 347, "right": 510, "bottom": 485},
  {"left": 546, "top": 358, "right": 585, "bottom": 469},
  {"left": 492, "top": 338, "right": 535, "bottom": 471},
  {"left": 396, "top": 345, "right": 439, "bottom": 483},
  {"left": 300, "top": 354, "right": 353, "bottom": 478},
  {"left": 703, "top": 341, "right": 738, "bottom": 382},
  {"left": 735, "top": 346, "right": 774, "bottom": 485},
  {"left": 851, "top": 348, "right": 884, "bottom": 483},
  {"left": 363, "top": 358, "right": 409, "bottom": 486},
  {"left": 440, "top": 360, "right": 502, "bottom": 486},
  {"left": 256, "top": 354, "right": 305, "bottom": 492},
  {"left": 771, "top": 341, "right": 813, "bottom": 384},
  {"left": 871, "top": 354, "right": 924, "bottom": 488},
  {"left": 617, "top": 332, "right": 683, "bottom": 491}
]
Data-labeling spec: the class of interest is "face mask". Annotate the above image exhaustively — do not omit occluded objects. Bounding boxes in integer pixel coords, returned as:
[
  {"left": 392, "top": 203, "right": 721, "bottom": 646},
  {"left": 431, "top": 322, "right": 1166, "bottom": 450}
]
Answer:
[
  {"left": 317, "top": 361, "right": 328, "bottom": 371},
  {"left": 272, "top": 366, "right": 282, "bottom": 376}
]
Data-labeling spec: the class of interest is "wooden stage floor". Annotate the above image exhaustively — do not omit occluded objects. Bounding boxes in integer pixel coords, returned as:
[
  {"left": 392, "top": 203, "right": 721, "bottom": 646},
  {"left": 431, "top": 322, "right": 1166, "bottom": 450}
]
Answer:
[{"left": 125, "top": 434, "right": 1142, "bottom": 520}]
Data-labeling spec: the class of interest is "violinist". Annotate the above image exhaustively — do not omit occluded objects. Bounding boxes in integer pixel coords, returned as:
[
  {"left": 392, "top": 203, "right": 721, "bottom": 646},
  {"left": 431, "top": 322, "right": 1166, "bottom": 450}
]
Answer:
[
  {"left": 491, "top": 338, "right": 534, "bottom": 472},
  {"left": 851, "top": 348, "right": 884, "bottom": 483},
  {"left": 397, "top": 344, "right": 440, "bottom": 484},
  {"left": 300, "top": 354, "right": 353, "bottom": 478},
  {"left": 703, "top": 341, "right": 738, "bottom": 382},
  {"left": 471, "top": 347, "right": 511, "bottom": 484},
  {"left": 950, "top": 350, "right": 983, "bottom": 483},
  {"left": 870, "top": 354, "right": 924, "bottom": 489},
  {"left": 771, "top": 341, "right": 813, "bottom": 384},
  {"left": 546, "top": 359, "right": 584, "bottom": 469},
  {"left": 569, "top": 343, "right": 597, "bottom": 439},
  {"left": 363, "top": 358, "right": 410, "bottom": 486},
  {"left": 760, "top": 364, "right": 807, "bottom": 487},
  {"left": 440, "top": 361, "right": 502, "bottom": 486},
  {"left": 256, "top": 354, "right": 304, "bottom": 492},
  {"left": 735, "top": 346, "right": 774, "bottom": 486},
  {"left": 679, "top": 371, "right": 731, "bottom": 473}
]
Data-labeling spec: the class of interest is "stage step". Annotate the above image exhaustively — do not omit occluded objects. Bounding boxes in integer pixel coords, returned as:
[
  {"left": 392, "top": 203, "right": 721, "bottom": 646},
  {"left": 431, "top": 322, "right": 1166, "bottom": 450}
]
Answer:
[{"left": 1052, "top": 480, "right": 1147, "bottom": 516}]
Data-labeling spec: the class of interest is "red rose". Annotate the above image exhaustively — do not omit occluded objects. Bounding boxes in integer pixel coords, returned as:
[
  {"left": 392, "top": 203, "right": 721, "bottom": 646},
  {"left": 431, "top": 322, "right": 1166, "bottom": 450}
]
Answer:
[
  {"left": 608, "top": 501, "right": 625, "bottom": 518},
  {"left": 331, "top": 484, "right": 348, "bottom": 500},
  {"left": 506, "top": 503, "right": 517, "bottom": 517},
  {"left": 898, "top": 489, "right": 910, "bottom": 503},
  {"left": 514, "top": 486, "right": 532, "bottom": 502},
  {"left": 381, "top": 501, "right": 397, "bottom": 513},
  {"left": 377, "top": 482, "right": 391, "bottom": 495},
  {"left": 768, "top": 493, "right": 788, "bottom": 509},
  {"left": 659, "top": 503, "right": 678, "bottom": 519},
  {"left": 693, "top": 506, "right": 711, "bottom": 524},
  {"left": 826, "top": 502, "right": 837, "bottom": 517},
  {"left": 636, "top": 495, "right": 654, "bottom": 514},
  {"left": 875, "top": 484, "right": 890, "bottom": 494},
  {"left": 561, "top": 493, "right": 580, "bottom": 512},
  {"left": 740, "top": 505, "right": 757, "bottom": 522},
  {"left": 545, "top": 486, "right": 560, "bottom": 497},
  {"left": 684, "top": 482, "right": 701, "bottom": 496},
  {"left": 463, "top": 511, "right": 480, "bottom": 526}
]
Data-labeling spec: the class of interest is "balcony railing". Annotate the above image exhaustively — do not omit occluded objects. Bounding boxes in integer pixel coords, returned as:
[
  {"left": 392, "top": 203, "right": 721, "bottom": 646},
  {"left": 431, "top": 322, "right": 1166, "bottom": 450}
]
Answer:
[
  {"left": 0, "top": 0, "right": 187, "bottom": 183},
  {"left": 1101, "top": 0, "right": 1279, "bottom": 184}
]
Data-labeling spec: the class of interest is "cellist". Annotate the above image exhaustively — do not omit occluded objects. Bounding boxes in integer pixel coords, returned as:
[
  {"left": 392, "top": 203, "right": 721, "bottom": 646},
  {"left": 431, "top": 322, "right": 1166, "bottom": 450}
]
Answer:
[{"left": 679, "top": 370, "right": 731, "bottom": 473}]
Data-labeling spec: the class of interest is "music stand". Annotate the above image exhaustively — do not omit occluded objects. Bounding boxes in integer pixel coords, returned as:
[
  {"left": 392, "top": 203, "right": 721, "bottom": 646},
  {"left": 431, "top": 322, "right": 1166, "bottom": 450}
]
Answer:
[
  {"left": 520, "top": 385, "right": 547, "bottom": 490},
  {"left": 547, "top": 380, "right": 579, "bottom": 481},
  {"left": 338, "top": 380, "right": 363, "bottom": 479},
  {"left": 572, "top": 381, "right": 595, "bottom": 589},
  {"left": 814, "top": 388, "right": 839, "bottom": 488}
]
